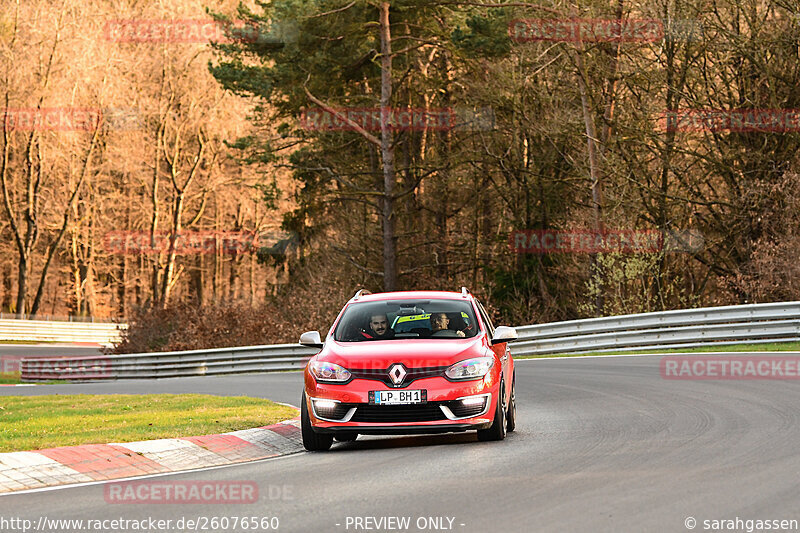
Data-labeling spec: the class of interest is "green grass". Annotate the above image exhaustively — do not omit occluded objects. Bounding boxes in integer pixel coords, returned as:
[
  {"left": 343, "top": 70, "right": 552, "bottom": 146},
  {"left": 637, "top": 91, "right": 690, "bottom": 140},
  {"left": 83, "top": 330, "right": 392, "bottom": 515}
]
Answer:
[
  {"left": 518, "top": 341, "right": 800, "bottom": 359},
  {"left": 0, "top": 394, "right": 297, "bottom": 452},
  {"left": 0, "top": 373, "right": 67, "bottom": 385},
  {"left": 0, "top": 372, "right": 21, "bottom": 384}
]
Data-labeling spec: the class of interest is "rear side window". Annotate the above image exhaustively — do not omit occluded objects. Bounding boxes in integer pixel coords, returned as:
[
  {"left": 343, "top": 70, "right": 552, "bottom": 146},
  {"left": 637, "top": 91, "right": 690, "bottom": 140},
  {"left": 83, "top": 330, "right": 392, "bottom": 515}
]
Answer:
[{"left": 476, "top": 301, "right": 495, "bottom": 336}]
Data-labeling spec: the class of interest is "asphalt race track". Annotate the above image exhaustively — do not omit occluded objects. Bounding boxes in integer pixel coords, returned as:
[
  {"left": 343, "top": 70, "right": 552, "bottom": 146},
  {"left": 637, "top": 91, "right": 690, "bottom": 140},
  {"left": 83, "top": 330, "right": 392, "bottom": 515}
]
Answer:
[{"left": 2, "top": 354, "right": 800, "bottom": 532}]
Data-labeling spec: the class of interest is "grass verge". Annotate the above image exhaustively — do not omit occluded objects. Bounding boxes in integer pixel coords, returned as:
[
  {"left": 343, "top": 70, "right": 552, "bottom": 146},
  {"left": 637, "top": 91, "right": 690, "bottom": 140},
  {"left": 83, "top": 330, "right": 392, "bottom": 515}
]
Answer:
[
  {"left": 0, "top": 394, "right": 297, "bottom": 452},
  {"left": 0, "top": 373, "right": 67, "bottom": 385},
  {"left": 518, "top": 341, "right": 800, "bottom": 359},
  {"left": 0, "top": 372, "right": 21, "bottom": 384}
]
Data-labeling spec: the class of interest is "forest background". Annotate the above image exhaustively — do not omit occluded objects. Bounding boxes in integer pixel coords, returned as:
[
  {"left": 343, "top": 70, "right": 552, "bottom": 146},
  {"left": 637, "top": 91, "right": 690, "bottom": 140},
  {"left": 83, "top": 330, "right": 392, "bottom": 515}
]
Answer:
[{"left": 2, "top": 0, "right": 799, "bottom": 352}]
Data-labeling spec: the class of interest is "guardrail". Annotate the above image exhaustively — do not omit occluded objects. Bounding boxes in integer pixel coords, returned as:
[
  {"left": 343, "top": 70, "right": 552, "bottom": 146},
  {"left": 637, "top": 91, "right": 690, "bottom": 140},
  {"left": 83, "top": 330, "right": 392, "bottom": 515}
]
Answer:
[
  {"left": 21, "top": 344, "right": 316, "bottom": 381},
  {"left": 20, "top": 301, "right": 800, "bottom": 381},
  {"left": 510, "top": 301, "right": 800, "bottom": 355},
  {"left": 1, "top": 319, "right": 126, "bottom": 345}
]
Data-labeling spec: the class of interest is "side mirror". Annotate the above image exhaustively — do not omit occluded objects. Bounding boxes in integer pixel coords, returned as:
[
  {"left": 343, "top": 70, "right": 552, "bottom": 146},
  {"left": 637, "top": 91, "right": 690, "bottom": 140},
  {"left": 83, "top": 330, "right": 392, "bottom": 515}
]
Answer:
[
  {"left": 491, "top": 326, "right": 518, "bottom": 345},
  {"left": 299, "top": 331, "right": 323, "bottom": 348}
]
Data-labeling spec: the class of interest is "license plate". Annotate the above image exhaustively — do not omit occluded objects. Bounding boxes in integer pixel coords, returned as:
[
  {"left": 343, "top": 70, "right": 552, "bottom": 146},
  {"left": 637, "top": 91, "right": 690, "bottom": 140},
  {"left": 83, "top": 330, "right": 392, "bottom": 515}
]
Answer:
[{"left": 369, "top": 389, "right": 427, "bottom": 405}]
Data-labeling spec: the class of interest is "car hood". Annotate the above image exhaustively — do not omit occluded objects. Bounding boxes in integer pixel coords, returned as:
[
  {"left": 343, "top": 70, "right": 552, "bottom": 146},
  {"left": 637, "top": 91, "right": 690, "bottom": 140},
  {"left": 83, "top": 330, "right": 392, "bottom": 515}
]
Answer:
[{"left": 316, "top": 337, "right": 489, "bottom": 369}]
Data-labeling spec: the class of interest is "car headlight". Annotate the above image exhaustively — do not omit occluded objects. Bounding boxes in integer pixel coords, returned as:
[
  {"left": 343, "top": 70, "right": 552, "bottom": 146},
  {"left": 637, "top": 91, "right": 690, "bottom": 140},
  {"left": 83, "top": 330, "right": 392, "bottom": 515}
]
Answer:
[
  {"left": 309, "top": 361, "right": 351, "bottom": 383},
  {"left": 445, "top": 357, "right": 494, "bottom": 380}
]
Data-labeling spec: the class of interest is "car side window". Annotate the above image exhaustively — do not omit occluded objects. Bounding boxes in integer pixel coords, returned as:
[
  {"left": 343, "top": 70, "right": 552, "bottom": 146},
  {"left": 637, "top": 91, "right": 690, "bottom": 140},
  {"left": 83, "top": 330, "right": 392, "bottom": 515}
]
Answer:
[{"left": 476, "top": 301, "right": 495, "bottom": 337}]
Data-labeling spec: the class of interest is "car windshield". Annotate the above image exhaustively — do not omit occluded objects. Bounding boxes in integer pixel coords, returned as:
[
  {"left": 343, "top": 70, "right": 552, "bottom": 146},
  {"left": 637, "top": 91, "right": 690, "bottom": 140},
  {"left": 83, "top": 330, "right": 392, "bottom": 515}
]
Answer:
[{"left": 333, "top": 299, "right": 479, "bottom": 342}]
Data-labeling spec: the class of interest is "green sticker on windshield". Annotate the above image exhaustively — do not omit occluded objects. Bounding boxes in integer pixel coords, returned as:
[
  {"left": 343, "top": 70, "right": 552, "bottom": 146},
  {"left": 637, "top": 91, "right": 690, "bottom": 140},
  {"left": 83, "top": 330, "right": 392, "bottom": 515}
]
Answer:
[{"left": 395, "top": 313, "right": 431, "bottom": 324}]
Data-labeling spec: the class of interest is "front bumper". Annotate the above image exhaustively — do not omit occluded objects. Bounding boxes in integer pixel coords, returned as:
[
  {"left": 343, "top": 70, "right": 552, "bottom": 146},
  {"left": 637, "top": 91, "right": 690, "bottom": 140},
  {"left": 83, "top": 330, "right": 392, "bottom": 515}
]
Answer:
[
  {"left": 304, "top": 374, "right": 499, "bottom": 432},
  {"left": 314, "top": 423, "right": 491, "bottom": 435}
]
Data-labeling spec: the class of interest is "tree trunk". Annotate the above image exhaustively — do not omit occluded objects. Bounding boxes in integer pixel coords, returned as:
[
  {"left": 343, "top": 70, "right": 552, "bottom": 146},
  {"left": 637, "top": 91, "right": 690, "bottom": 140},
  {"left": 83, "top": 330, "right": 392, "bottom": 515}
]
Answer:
[
  {"left": 160, "top": 192, "right": 184, "bottom": 307},
  {"left": 150, "top": 129, "right": 162, "bottom": 305},
  {"left": 1, "top": 263, "right": 11, "bottom": 312},
  {"left": 213, "top": 198, "right": 220, "bottom": 303},
  {"left": 435, "top": 53, "right": 453, "bottom": 281},
  {"left": 70, "top": 225, "right": 81, "bottom": 315},
  {"left": 379, "top": 2, "right": 397, "bottom": 291},
  {"left": 575, "top": 50, "right": 604, "bottom": 316},
  {"left": 192, "top": 254, "right": 204, "bottom": 306},
  {"left": 118, "top": 255, "right": 127, "bottom": 316},
  {"left": 15, "top": 257, "right": 28, "bottom": 315}
]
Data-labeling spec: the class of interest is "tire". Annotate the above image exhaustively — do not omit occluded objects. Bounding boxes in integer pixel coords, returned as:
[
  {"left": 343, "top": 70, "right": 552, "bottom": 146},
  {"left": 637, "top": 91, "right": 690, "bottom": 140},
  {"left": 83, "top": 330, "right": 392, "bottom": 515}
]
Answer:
[
  {"left": 506, "top": 374, "right": 516, "bottom": 433},
  {"left": 334, "top": 432, "right": 358, "bottom": 442},
  {"left": 301, "top": 392, "right": 333, "bottom": 451},
  {"left": 477, "top": 381, "right": 507, "bottom": 442}
]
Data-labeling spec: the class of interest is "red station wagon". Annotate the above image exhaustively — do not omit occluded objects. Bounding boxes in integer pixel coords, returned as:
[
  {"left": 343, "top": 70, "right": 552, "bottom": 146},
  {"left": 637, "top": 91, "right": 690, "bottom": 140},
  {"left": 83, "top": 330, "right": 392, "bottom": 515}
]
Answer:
[{"left": 299, "top": 288, "right": 518, "bottom": 451}]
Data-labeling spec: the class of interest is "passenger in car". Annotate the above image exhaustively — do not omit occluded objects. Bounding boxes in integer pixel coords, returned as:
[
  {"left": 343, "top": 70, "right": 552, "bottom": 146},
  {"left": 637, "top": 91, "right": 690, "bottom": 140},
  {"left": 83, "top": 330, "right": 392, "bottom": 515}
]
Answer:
[
  {"left": 360, "top": 313, "right": 395, "bottom": 340},
  {"left": 448, "top": 313, "right": 473, "bottom": 335},
  {"left": 430, "top": 312, "right": 466, "bottom": 337}
]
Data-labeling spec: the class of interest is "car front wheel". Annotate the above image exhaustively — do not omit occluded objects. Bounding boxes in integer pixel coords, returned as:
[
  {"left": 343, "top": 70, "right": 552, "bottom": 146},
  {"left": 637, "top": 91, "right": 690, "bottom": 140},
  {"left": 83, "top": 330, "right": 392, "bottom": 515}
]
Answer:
[
  {"left": 506, "top": 374, "right": 516, "bottom": 433},
  {"left": 477, "top": 382, "right": 506, "bottom": 442},
  {"left": 301, "top": 392, "right": 333, "bottom": 451}
]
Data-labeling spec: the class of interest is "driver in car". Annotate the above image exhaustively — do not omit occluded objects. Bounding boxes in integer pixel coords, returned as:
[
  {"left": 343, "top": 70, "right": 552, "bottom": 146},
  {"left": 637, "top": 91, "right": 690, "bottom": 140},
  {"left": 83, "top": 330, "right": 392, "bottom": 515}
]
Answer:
[
  {"left": 430, "top": 312, "right": 466, "bottom": 337},
  {"left": 360, "top": 313, "right": 395, "bottom": 340}
]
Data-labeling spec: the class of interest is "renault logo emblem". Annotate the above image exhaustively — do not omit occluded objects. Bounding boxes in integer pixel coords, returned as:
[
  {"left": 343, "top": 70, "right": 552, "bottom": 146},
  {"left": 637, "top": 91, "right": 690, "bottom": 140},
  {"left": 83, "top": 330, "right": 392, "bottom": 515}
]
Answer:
[{"left": 388, "top": 364, "right": 407, "bottom": 386}]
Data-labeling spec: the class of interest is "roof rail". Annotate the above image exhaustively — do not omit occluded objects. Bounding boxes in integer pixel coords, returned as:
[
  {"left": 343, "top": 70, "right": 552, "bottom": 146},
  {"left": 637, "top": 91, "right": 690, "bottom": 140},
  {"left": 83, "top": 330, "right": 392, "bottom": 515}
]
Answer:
[
  {"left": 461, "top": 287, "right": 471, "bottom": 297},
  {"left": 353, "top": 288, "right": 372, "bottom": 301}
]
